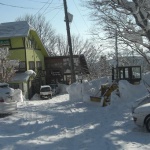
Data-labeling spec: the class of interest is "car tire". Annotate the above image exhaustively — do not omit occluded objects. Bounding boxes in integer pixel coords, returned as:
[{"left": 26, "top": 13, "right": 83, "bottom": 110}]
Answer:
[
  {"left": 145, "top": 118, "right": 150, "bottom": 132},
  {"left": 49, "top": 94, "right": 52, "bottom": 99}
]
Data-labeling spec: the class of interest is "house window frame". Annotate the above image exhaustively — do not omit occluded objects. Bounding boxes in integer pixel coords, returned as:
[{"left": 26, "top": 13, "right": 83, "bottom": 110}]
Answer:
[
  {"left": 36, "top": 61, "right": 42, "bottom": 70},
  {"left": 29, "top": 61, "right": 35, "bottom": 71},
  {"left": 17, "top": 61, "right": 26, "bottom": 72}
]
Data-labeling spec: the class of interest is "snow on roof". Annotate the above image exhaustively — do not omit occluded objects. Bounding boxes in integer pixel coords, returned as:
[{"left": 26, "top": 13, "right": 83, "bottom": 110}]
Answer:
[
  {"left": 10, "top": 70, "right": 36, "bottom": 83},
  {"left": 0, "top": 21, "right": 34, "bottom": 38}
]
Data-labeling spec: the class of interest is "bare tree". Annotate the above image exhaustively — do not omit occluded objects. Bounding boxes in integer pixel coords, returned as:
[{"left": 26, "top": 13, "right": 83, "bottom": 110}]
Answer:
[
  {"left": 0, "top": 48, "right": 19, "bottom": 82},
  {"left": 83, "top": 0, "right": 150, "bottom": 64},
  {"left": 52, "top": 34, "right": 104, "bottom": 79},
  {"left": 16, "top": 14, "right": 57, "bottom": 56}
]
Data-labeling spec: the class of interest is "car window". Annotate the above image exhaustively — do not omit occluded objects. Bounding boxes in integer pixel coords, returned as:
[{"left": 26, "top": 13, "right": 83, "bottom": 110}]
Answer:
[
  {"left": 0, "top": 84, "right": 9, "bottom": 88},
  {"left": 41, "top": 87, "right": 50, "bottom": 92}
]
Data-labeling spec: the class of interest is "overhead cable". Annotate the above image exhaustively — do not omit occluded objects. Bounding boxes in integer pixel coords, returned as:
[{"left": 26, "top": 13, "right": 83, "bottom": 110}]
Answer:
[{"left": 0, "top": 2, "right": 38, "bottom": 9}]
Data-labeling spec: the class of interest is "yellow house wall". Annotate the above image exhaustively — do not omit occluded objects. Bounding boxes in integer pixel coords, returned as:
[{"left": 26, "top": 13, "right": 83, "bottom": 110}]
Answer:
[
  {"left": 11, "top": 37, "right": 24, "bottom": 48},
  {"left": 26, "top": 49, "right": 45, "bottom": 70},
  {"left": 35, "top": 50, "right": 45, "bottom": 69},
  {"left": 9, "top": 49, "right": 25, "bottom": 61},
  {"left": 8, "top": 36, "right": 45, "bottom": 71}
]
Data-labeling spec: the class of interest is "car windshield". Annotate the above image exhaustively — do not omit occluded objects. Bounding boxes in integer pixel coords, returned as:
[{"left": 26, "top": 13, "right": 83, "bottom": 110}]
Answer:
[
  {"left": 0, "top": 84, "right": 9, "bottom": 88},
  {"left": 41, "top": 87, "right": 50, "bottom": 92}
]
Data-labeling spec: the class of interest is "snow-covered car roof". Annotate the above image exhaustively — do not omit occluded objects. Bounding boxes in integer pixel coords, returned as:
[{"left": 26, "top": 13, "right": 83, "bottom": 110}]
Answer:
[{"left": 41, "top": 85, "right": 51, "bottom": 88}]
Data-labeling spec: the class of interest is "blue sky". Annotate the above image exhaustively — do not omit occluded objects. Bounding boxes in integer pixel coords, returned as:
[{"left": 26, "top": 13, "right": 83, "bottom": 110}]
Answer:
[{"left": 0, "top": 0, "right": 91, "bottom": 39}]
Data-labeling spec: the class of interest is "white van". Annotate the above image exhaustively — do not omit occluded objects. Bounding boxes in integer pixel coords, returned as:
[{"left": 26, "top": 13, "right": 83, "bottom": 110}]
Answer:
[{"left": 40, "top": 85, "right": 52, "bottom": 99}]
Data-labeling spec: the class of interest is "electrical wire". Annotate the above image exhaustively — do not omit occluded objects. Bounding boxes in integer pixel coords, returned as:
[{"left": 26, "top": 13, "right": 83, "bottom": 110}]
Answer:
[
  {"left": 72, "top": 0, "right": 89, "bottom": 29},
  {"left": 40, "top": 0, "right": 54, "bottom": 16},
  {"left": 34, "top": 0, "right": 53, "bottom": 16},
  {"left": 72, "top": 21, "right": 80, "bottom": 35},
  {"left": 49, "top": 8, "right": 63, "bottom": 22},
  {"left": 0, "top": 2, "right": 38, "bottom": 9},
  {"left": 27, "top": 0, "right": 60, "bottom": 5},
  {"left": 43, "top": 6, "right": 63, "bottom": 15}
]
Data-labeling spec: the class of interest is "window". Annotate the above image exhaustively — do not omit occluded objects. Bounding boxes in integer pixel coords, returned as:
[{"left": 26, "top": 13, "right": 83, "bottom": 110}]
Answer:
[
  {"left": 27, "top": 37, "right": 35, "bottom": 49},
  {"left": 132, "top": 67, "right": 141, "bottom": 78},
  {"left": 29, "top": 61, "right": 35, "bottom": 70},
  {"left": 125, "top": 68, "right": 129, "bottom": 78},
  {"left": 36, "top": 61, "right": 42, "bottom": 69},
  {"left": 17, "top": 61, "right": 26, "bottom": 72}
]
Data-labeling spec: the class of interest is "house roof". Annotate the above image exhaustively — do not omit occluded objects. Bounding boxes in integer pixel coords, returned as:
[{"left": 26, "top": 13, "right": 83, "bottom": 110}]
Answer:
[
  {"left": 0, "top": 21, "right": 33, "bottom": 38},
  {"left": 9, "top": 70, "right": 36, "bottom": 83},
  {"left": 0, "top": 21, "right": 49, "bottom": 57},
  {"left": 9, "top": 73, "right": 31, "bottom": 83}
]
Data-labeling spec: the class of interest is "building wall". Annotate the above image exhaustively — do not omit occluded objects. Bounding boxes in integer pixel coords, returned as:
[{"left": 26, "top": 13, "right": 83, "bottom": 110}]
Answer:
[
  {"left": 0, "top": 34, "right": 47, "bottom": 99},
  {"left": 11, "top": 37, "right": 24, "bottom": 48},
  {"left": 9, "top": 49, "right": 26, "bottom": 61},
  {"left": 44, "top": 56, "right": 81, "bottom": 84}
]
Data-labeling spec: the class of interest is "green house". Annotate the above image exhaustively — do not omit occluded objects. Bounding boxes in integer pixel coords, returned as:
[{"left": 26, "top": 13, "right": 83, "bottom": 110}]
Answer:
[{"left": 0, "top": 21, "right": 49, "bottom": 99}]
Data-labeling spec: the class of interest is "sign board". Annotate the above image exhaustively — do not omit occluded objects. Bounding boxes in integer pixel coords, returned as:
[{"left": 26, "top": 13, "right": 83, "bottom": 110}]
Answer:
[
  {"left": 0, "top": 40, "right": 10, "bottom": 46},
  {"left": 68, "top": 12, "right": 73, "bottom": 22},
  {"left": 64, "top": 12, "right": 73, "bottom": 22},
  {"left": 51, "top": 71, "right": 61, "bottom": 76}
]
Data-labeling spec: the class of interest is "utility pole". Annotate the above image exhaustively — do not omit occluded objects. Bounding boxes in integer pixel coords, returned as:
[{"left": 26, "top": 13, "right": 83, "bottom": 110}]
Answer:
[
  {"left": 63, "top": 0, "right": 76, "bottom": 83},
  {"left": 115, "top": 29, "right": 119, "bottom": 82}
]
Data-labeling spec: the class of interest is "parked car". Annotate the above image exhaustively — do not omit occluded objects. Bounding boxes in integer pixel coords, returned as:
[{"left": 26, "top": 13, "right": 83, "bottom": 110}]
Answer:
[
  {"left": 132, "top": 95, "right": 150, "bottom": 132},
  {"left": 40, "top": 85, "right": 52, "bottom": 99},
  {"left": 49, "top": 84, "right": 59, "bottom": 95},
  {"left": 132, "top": 95, "right": 150, "bottom": 113},
  {"left": 0, "top": 83, "right": 17, "bottom": 114}
]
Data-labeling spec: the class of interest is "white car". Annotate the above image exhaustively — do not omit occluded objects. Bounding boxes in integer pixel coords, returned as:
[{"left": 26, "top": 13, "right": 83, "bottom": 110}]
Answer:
[
  {"left": 0, "top": 83, "right": 17, "bottom": 115},
  {"left": 40, "top": 85, "right": 52, "bottom": 99},
  {"left": 132, "top": 95, "right": 150, "bottom": 132},
  {"left": 132, "top": 95, "right": 150, "bottom": 113}
]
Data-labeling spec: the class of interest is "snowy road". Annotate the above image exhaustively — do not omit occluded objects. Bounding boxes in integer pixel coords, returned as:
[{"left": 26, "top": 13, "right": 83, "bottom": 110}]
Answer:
[{"left": 0, "top": 94, "right": 150, "bottom": 150}]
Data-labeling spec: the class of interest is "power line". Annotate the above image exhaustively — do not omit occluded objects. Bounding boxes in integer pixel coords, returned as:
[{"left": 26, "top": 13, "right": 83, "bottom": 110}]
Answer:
[
  {"left": 40, "top": 0, "right": 54, "bottom": 16},
  {"left": 27, "top": 0, "right": 59, "bottom": 4},
  {"left": 34, "top": 0, "right": 53, "bottom": 16},
  {"left": 72, "top": 0, "right": 89, "bottom": 29},
  {"left": 43, "top": 6, "right": 63, "bottom": 15},
  {"left": 49, "top": 8, "right": 63, "bottom": 22},
  {"left": 72, "top": 21, "right": 80, "bottom": 35},
  {"left": 0, "top": 2, "right": 38, "bottom": 9}
]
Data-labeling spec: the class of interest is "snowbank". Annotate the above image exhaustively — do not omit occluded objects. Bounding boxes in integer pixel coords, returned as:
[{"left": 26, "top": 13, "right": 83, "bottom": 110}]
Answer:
[
  {"left": 12, "top": 89, "right": 24, "bottom": 102},
  {"left": 67, "top": 77, "right": 111, "bottom": 102},
  {"left": 59, "top": 83, "right": 69, "bottom": 94},
  {"left": 67, "top": 76, "right": 149, "bottom": 105},
  {"left": 0, "top": 83, "right": 24, "bottom": 102},
  {"left": 142, "top": 71, "right": 150, "bottom": 86}
]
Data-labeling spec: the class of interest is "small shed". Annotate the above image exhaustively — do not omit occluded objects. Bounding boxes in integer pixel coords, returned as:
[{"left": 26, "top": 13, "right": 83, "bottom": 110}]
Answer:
[{"left": 112, "top": 66, "right": 141, "bottom": 84}]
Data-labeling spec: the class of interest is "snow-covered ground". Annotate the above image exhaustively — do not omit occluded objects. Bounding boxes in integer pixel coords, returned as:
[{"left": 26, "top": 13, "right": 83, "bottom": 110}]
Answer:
[{"left": 1, "top": 75, "right": 150, "bottom": 149}]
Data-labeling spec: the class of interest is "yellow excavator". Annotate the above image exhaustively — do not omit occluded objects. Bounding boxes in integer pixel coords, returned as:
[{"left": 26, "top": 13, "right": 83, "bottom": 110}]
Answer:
[
  {"left": 90, "top": 82, "right": 118, "bottom": 106},
  {"left": 90, "top": 66, "right": 141, "bottom": 106}
]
